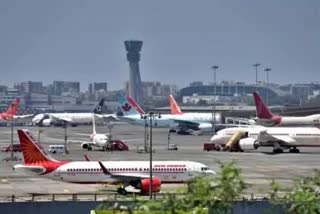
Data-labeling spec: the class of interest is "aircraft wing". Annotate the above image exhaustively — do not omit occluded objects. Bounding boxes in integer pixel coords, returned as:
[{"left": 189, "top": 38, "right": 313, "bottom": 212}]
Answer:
[
  {"left": 13, "top": 114, "right": 34, "bottom": 120},
  {"left": 98, "top": 161, "right": 152, "bottom": 181},
  {"left": 48, "top": 114, "right": 73, "bottom": 123},
  {"left": 94, "top": 114, "right": 118, "bottom": 121},
  {"left": 257, "top": 130, "right": 296, "bottom": 145},
  {"left": 67, "top": 140, "right": 94, "bottom": 145},
  {"left": 170, "top": 119, "right": 201, "bottom": 130}
]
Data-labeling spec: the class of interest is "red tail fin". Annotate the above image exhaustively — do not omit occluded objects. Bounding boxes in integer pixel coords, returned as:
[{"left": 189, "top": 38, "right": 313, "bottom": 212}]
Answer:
[
  {"left": 127, "top": 96, "right": 145, "bottom": 114},
  {"left": 168, "top": 95, "right": 183, "bottom": 114},
  {"left": 17, "top": 129, "right": 57, "bottom": 164},
  {"left": 5, "top": 98, "right": 19, "bottom": 115},
  {"left": 252, "top": 92, "right": 273, "bottom": 119}
]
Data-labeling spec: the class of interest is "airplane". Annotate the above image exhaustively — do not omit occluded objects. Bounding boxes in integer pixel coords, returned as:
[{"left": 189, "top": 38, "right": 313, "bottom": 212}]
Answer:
[
  {"left": 32, "top": 99, "right": 116, "bottom": 126},
  {"left": 118, "top": 95, "right": 222, "bottom": 135},
  {"left": 13, "top": 129, "right": 215, "bottom": 195},
  {"left": 210, "top": 126, "right": 320, "bottom": 153},
  {"left": 0, "top": 98, "right": 33, "bottom": 122},
  {"left": 68, "top": 115, "right": 130, "bottom": 151},
  {"left": 252, "top": 91, "right": 320, "bottom": 127},
  {"left": 168, "top": 95, "right": 222, "bottom": 134}
]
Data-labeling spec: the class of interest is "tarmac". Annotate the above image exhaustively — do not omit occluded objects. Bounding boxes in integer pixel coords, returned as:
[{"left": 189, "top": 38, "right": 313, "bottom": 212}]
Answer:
[{"left": 0, "top": 123, "right": 320, "bottom": 199}]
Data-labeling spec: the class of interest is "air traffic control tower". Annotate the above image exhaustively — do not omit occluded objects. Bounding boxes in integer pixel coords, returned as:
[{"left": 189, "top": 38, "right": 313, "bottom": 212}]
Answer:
[{"left": 124, "top": 40, "right": 143, "bottom": 103}]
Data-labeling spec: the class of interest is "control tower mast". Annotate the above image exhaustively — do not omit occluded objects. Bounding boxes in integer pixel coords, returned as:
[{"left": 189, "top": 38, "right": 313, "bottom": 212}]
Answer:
[{"left": 124, "top": 40, "right": 143, "bottom": 103}]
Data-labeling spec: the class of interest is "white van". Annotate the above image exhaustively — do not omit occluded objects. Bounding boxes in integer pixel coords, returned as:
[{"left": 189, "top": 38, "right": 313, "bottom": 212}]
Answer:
[{"left": 48, "top": 145, "right": 67, "bottom": 154}]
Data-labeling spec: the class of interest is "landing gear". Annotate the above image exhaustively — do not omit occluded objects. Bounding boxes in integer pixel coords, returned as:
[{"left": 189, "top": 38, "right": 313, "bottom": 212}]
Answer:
[
  {"left": 273, "top": 148, "right": 283, "bottom": 154},
  {"left": 289, "top": 147, "right": 300, "bottom": 153},
  {"left": 87, "top": 146, "right": 92, "bottom": 151},
  {"left": 117, "top": 187, "right": 127, "bottom": 195}
]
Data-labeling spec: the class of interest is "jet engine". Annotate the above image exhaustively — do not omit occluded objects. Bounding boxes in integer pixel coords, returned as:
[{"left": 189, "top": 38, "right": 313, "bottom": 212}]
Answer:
[
  {"left": 198, "top": 123, "right": 212, "bottom": 131},
  {"left": 130, "top": 178, "right": 161, "bottom": 193},
  {"left": 42, "top": 118, "right": 52, "bottom": 127},
  {"left": 81, "top": 142, "right": 90, "bottom": 150},
  {"left": 238, "top": 138, "right": 259, "bottom": 151}
]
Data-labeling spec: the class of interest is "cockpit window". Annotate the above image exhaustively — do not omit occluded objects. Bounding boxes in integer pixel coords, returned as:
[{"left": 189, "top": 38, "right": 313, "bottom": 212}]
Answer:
[{"left": 201, "top": 167, "right": 209, "bottom": 171}]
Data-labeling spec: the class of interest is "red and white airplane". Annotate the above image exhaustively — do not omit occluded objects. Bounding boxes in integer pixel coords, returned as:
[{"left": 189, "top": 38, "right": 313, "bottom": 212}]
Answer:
[
  {"left": 14, "top": 129, "right": 215, "bottom": 194},
  {"left": 252, "top": 92, "right": 320, "bottom": 127},
  {"left": 0, "top": 98, "right": 33, "bottom": 122}
]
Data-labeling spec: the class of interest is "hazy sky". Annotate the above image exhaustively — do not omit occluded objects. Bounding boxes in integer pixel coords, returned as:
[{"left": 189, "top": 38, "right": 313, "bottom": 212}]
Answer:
[{"left": 0, "top": 0, "right": 319, "bottom": 90}]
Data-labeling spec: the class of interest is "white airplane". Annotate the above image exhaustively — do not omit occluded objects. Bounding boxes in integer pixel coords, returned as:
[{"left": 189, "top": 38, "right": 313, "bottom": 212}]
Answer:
[
  {"left": 210, "top": 126, "right": 320, "bottom": 153},
  {"left": 14, "top": 129, "right": 215, "bottom": 195},
  {"left": 32, "top": 99, "right": 116, "bottom": 126},
  {"left": 252, "top": 91, "right": 320, "bottom": 127},
  {"left": 117, "top": 95, "right": 221, "bottom": 135},
  {"left": 0, "top": 98, "right": 33, "bottom": 122},
  {"left": 168, "top": 95, "right": 222, "bottom": 134},
  {"left": 68, "top": 116, "right": 130, "bottom": 151}
]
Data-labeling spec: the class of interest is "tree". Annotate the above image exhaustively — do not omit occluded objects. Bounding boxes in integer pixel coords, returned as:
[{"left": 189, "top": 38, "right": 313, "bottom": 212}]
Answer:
[{"left": 270, "top": 170, "right": 320, "bottom": 214}]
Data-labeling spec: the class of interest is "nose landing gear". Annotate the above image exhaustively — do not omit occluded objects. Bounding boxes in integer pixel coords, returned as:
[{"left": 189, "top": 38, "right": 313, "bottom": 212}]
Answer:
[{"left": 289, "top": 147, "right": 300, "bottom": 153}]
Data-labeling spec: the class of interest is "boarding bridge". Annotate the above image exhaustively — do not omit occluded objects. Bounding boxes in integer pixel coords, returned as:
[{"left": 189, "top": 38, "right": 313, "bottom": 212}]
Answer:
[{"left": 224, "top": 117, "right": 252, "bottom": 125}]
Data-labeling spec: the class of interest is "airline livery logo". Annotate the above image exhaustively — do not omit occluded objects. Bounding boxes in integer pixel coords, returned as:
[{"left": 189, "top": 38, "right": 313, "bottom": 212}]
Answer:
[
  {"left": 94, "top": 105, "right": 102, "bottom": 113},
  {"left": 122, "top": 103, "right": 132, "bottom": 112}
]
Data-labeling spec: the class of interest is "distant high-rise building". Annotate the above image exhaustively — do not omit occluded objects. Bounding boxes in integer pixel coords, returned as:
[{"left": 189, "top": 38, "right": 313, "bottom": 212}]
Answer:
[
  {"left": 19, "top": 81, "right": 43, "bottom": 94},
  {"left": 52, "top": 81, "right": 80, "bottom": 96},
  {"left": 93, "top": 82, "right": 108, "bottom": 92},
  {"left": 124, "top": 40, "right": 143, "bottom": 103}
]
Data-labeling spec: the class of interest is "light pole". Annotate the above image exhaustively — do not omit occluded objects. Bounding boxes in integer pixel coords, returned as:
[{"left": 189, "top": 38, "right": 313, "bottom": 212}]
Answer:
[
  {"left": 211, "top": 65, "right": 219, "bottom": 134},
  {"left": 264, "top": 68, "right": 271, "bottom": 105},
  {"left": 253, "top": 63, "right": 261, "bottom": 92},
  {"left": 141, "top": 112, "right": 161, "bottom": 200},
  {"left": 10, "top": 103, "right": 14, "bottom": 161}
]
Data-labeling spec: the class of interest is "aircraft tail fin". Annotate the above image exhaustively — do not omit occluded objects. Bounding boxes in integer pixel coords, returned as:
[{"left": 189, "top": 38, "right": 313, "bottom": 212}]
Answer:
[
  {"left": 17, "top": 129, "right": 58, "bottom": 164},
  {"left": 253, "top": 92, "right": 273, "bottom": 119},
  {"left": 92, "top": 99, "right": 105, "bottom": 114},
  {"left": 5, "top": 98, "right": 19, "bottom": 115},
  {"left": 118, "top": 95, "right": 144, "bottom": 116},
  {"left": 168, "top": 95, "right": 183, "bottom": 114}
]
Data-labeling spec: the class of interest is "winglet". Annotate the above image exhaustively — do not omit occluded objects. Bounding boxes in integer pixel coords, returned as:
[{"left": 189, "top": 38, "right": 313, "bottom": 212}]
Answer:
[
  {"left": 168, "top": 95, "right": 183, "bottom": 114},
  {"left": 252, "top": 92, "right": 273, "bottom": 119},
  {"left": 84, "top": 154, "right": 90, "bottom": 161},
  {"left": 98, "top": 161, "right": 110, "bottom": 175}
]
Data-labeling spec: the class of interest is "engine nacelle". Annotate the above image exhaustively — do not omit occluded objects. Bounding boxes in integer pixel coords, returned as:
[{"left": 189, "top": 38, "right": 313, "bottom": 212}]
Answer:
[
  {"left": 239, "top": 138, "right": 259, "bottom": 151},
  {"left": 198, "top": 123, "right": 212, "bottom": 131},
  {"left": 131, "top": 178, "right": 161, "bottom": 193},
  {"left": 81, "top": 143, "right": 90, "bottom": 150},
  {"left": 42, "top": 119, "right": 52, "bottom": 126}
]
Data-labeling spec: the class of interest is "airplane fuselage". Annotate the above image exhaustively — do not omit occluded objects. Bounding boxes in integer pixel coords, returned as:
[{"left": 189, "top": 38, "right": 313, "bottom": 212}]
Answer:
[
  {"left": 18, "top": 161, "right": 212, "bottom": 184},
  {"left": 211, "top": 127, "right": 320, "bottom": 147}
]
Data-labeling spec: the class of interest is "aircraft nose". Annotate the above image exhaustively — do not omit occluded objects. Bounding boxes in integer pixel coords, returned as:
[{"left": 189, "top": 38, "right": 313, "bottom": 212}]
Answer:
[{"left": 204, "top": 170, "right": 216, "bottom": 176}]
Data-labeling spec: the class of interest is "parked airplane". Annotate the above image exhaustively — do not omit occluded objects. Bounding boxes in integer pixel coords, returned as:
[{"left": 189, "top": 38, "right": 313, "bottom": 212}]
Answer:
[
  {"left": 0, "top": 98, "right": 33, "bottom": 122},
  {"left": 168, "top": 95, "right": 222, "bottom": 134},
  {"left": 14, "top": 129, "right": 215, "bottom": 195},
  {"left": 117, "top": 95, "right": 173, "bottom": 127},
  {"left": 68, "top": 116, "right": 129, "bottom": 151},
  {"left": 118, "top": 95, "right": 221, "bottom": 134},
  {"left": 32, "top": 99, "right": 116, "bottom": 126},
  {"left": 252, "top": 91, "right": 320, "bottom": 127},
  {"left": 210, "top": 126, "right": 320, "bottom": 153}
]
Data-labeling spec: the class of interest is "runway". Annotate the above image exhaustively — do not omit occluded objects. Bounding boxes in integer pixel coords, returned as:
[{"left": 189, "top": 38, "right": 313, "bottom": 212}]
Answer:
[{"left": 0, "top": 123, "right": 319, "bottom": 198}]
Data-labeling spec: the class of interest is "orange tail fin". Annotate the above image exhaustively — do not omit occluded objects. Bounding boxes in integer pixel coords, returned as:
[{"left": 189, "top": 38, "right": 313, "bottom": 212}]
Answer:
[
  {"left": 17, "top": 129, "right": 57, "bottom": 164},
  {"left": 5, "top": 98, "right": 19, "bottom": 115},
  {"left": 168, "top": 95, "right": 182, "bottom": 114}
]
